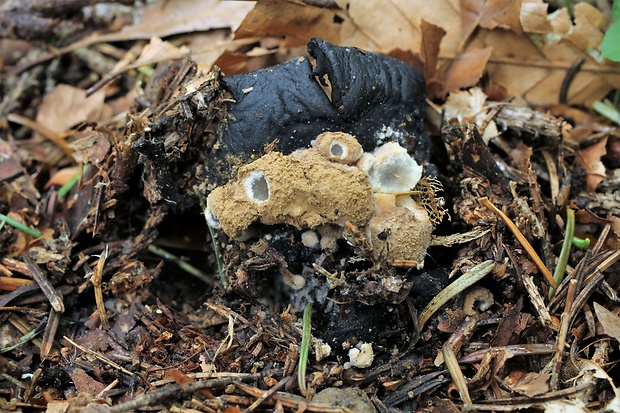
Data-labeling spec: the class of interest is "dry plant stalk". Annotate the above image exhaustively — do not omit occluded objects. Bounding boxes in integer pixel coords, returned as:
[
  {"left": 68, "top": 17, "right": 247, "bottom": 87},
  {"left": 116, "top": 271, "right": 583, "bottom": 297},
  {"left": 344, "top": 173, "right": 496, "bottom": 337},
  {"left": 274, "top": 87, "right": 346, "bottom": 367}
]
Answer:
[
  {"left": 478, "top": 197, "right": 556, "bottom": 288},
  {"left": 91, "top": 246, "right": 109, "bottom": 329}
]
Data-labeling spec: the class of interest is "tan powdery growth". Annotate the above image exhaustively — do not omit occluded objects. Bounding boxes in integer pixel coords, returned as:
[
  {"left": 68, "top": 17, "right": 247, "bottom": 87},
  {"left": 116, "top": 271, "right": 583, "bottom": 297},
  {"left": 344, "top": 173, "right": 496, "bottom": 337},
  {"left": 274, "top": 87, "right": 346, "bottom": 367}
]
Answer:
[
  {"left": 206, "top": 132, "right": 437, "bottom": 267},
  {"left": 206, "top": 148, "right": 374, "bottom": 239}
]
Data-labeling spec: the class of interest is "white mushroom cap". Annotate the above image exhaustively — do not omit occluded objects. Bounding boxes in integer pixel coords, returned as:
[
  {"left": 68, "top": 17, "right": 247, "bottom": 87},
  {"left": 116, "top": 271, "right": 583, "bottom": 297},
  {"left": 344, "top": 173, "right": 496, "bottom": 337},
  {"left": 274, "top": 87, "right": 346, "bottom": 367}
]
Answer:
[{"left": 357, "top": 142, "right": 422, "bottom": 193}]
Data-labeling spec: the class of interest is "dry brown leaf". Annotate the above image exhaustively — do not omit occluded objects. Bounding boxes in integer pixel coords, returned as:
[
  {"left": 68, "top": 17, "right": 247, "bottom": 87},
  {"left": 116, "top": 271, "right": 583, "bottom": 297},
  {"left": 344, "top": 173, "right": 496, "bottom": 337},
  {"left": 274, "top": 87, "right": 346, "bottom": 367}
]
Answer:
[
  {"left": 442, "top": 87, "right": 499, "bottom": 141},
  {"left": 33, "top": 0, "right": 253, "bottom": 74},
  {"left": 231, "top": 0, "right": 620, "bottom": 105},
  {"left": 511, "top": 372, "right": 551, "bottom": 397},
  {"left": 99, "top": 0, "right": 254, "bottom": 42},
  {"left": 578, "top": 137, "right": 608, "bottom": 192},
  {"left": 463, "top": 0, "right": 523, "bottom": 35},
  {"left": 44, "top": 166, "right": 81, "bottom": 189},
  {"left": 593, "top": 302, "right": 620, "bottom": 344},
  {"left": 36, "top": 85, "right": 107, "bottom": 134},
  {"left": 520, "top": 0, "right": 552, "bottom": 33},
  {"left": 443, "top": 48, "right": 493, "bottom": 96},
  {"left": 235, "top": 0, "right": 340, "bottom": 47},
  {"left": 65, "top": 366, "right": 107, "bottom": 396},
  {"left": 420, "top": 19, "right": 446, "bottom": 83},
  {"left": 0, "top": 139, "right": 24, "bottom": 181},
  {"left": 135, "top": 37, "right": 189, "bottom": 65}
]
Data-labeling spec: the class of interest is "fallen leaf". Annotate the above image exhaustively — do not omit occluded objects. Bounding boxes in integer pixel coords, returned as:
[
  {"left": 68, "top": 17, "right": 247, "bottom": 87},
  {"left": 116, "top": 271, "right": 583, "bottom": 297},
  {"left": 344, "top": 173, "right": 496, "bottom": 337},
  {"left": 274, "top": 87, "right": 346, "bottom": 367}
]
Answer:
[
  {"left": 0, "top": 139, "right": 24, "bottom": 181},
  {"left": 442, "top": 48, "right": 493, "bottom": 96},
  {"left": 463, "top": 0, "right": 523, "bottom": 35},
  {"left": 235, "top": 0, "right": 340, "bottom": 47},
  {"left": 45, "top": 401, "right": 69, "bottom": 413},
  {"left": 443, "top": 88, "right": 500, "bottom": 141},
  {"left": 594, "top": 302, "right": 620, "bottom": 344},
  {"left": 520, "top": 0, "right": 552, "bottom": 33},
  {"left": 512, "top": 372, "right": 551, "bottom": 397},
  {"left": 230, "top": 0, "right": 620, "bottom": 105},
  {"left": 36, "top": 85, "right": 107, "bottom": 134},
  {"left": 96, "top": 0, "right": 254, "bottom": 42},
  {"left": 65, "top": 366, "right": 107, "bottom": 396},
  {"left": 69, "top": 129, "right": 111, "bottom": 165},
  {"left": 419, "top": 19, "right": 446, "bottom": 84},
  {"left": 577, "top": 137, "right": 608, "bottom": 192},
  {"left": 44, "top": 166, "right": 80, "bottom": 189},
  {"left": 135, "top": 37, "right": 189, "bottom": 64}
]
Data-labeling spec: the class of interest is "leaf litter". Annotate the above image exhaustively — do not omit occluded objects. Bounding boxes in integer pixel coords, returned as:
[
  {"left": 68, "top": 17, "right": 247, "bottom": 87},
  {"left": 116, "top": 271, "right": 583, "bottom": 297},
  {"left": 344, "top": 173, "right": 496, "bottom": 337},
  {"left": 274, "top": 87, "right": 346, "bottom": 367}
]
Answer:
[{"left": 1, "top": 0, "right": 620, "bottom": 412}]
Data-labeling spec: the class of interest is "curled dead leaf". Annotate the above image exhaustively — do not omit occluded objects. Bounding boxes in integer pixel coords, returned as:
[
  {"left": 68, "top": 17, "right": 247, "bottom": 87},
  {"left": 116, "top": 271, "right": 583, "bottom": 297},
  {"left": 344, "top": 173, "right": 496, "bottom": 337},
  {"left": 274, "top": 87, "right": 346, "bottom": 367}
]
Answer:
[{"left": 578, "top": 137, "right": 608, "bottom": 192}]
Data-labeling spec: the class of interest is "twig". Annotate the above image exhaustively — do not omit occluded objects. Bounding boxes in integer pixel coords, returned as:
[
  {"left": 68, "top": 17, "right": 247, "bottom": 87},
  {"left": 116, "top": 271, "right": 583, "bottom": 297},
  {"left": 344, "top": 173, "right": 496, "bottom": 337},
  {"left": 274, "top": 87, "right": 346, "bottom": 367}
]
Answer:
[
  {"left": 234, "top": 382, "right": 350, "bottom": 413},
  {"left": 6, "top": 113, "right": 74, "bottom": 158},
  {"left": 91, "top": 245, "right": 109, "bottom": 329},
  {"left": 96, "top": 379, "right": 119, "bottom": 399},
  {"left": 473, "top": 382, "right": 594, "bottom": 407},
  {"left": 443, "top": 345, "right": 473, "bottom": 411},
  {"left": 24, "top": 256, "right": 64, "bottom": 313},
  {"left": 478, "top": 197, "right": 556, "bottom": 288},
  {"left": 458, "top": 343, "right": 554, "bottom": 364},
  {"left": 550, "top": 279, "right": 577, "bottom": 390},
  {"left": 242, "top": 376, "right": 290, "bottom": 413},
  {"left": 559, "top": 56, "right": 585, "bottom": 104},
  {"left": 541, "top": 150, "right": 560, "bottom": 201},
  {"left": 63, "top": 335, "right": 135, "bottom": 377},
  {"left": 435, "top": 316, "right": 477, "bottom": 366},
  {"left": 107, "top": 373, "right": 265, "bottom": 413},
  {"left": 40, "top": 308, "right": 60, "bottom": 359}
]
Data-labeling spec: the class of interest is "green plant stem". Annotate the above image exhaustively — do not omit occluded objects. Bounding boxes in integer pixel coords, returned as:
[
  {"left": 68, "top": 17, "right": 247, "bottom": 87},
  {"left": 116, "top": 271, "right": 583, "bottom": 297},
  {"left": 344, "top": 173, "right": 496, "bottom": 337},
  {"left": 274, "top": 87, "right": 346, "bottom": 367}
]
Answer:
[
  {"left": 0, "top": 213, "right": 43, "bottom": 238},
  {"left": 298, "top": 302, "right": 313, "bottom": 397},
  {"left": 592, "top": 100, "right": 620, "bottom": 125},
  {"left": 572, "top": 236, "right": 590, "bottom": 249},
  {"left": 549, "top": 209, "right": 576, "bottom": 299},
  {"left": 58, "top": 165, "right": 88, "bottom": 199}
]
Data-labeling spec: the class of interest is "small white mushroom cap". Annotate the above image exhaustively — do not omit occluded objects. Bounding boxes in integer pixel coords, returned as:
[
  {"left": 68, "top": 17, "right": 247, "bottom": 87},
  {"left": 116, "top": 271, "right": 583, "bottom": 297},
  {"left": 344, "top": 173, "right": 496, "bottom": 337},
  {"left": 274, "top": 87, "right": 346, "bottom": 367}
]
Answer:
[
  {"left": 357, "top": 142, "right": 423, "bottom": 193},
  {"left": 347, "top": 342, "right": 374, "bottom": 369}
]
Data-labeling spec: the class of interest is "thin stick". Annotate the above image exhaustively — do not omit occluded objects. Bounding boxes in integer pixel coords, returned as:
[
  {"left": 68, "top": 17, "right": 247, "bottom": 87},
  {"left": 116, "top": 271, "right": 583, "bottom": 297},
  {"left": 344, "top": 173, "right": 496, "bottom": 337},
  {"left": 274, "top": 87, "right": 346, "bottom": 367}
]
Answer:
[
  {"left": 242, "top": 376, "right": 290, "bottom": 413},
  {"left": 40, "top": 308, "right": 60, "bottom": 359},
  {"left": 107, "top": 373, "right": 265, "bottom": 413},
  {"left": 234, "top": 382, "right": 349, "bottom": 413},
  {"left": 551, "top": 279, "right": 577, "bottom": 390},
  {"left": 479, "top": 197, "right": 556, "bottom": 288},
  {"left": 91, "top": 246, "right": 109, "bottom": 329},
  {"left": 147, "top": 244, "right": 212, "bottom": 285},
  {"left": 63, "top": 336, "right": 135, "bottom": 377},
  {"left": 24, "top": 256, "right": 64, "bottom": 313},
  {"left": 96, "top": 379, "right": 119, "bottom": 399},
  {"left": 443, "top": 345, "right": 473, "bottom": 411}
]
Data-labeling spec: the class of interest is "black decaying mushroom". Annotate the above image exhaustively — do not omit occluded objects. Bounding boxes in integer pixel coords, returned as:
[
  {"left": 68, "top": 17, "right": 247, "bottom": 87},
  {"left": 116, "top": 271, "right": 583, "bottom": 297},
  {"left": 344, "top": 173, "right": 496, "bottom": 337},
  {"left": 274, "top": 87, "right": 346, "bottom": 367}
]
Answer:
[{"left": 207, "top": 38, "right": 428, "bottom": 186}]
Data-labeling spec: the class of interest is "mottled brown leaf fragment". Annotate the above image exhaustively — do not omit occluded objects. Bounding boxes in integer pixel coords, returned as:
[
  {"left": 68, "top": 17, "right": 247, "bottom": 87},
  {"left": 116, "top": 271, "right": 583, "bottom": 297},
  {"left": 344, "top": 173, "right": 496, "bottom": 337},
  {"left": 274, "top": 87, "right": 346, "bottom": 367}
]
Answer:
[{"left": 594, "top": 302, "right": 620, "bottom": 344}]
